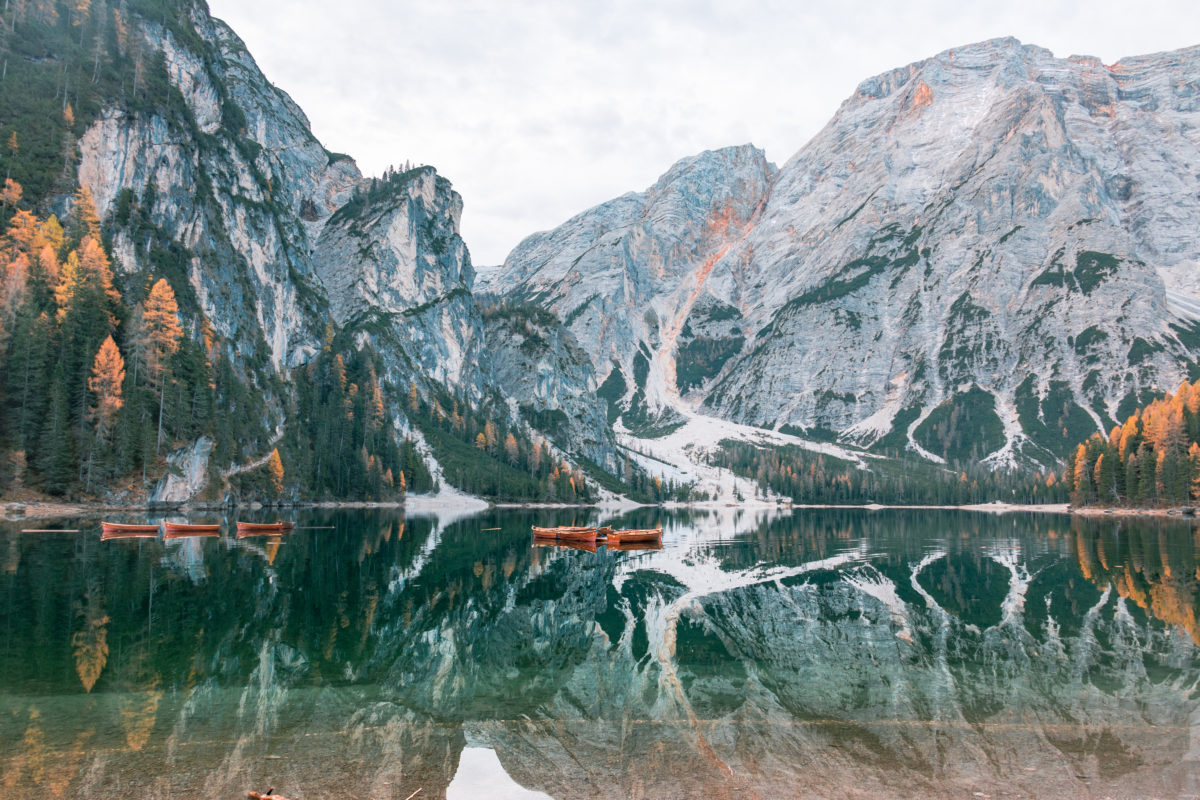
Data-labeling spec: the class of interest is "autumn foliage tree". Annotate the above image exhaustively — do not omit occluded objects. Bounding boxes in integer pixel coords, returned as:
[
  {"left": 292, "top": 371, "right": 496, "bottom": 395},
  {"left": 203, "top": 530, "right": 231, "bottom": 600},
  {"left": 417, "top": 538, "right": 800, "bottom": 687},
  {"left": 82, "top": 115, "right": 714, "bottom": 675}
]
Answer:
[
  {"left": 1068, "top": 379, "right": 1200, "bottom": 507},
  {"left": 88, "top": 336, "right": 126, "bottom": 429},
  {"left": 137, "top": 278, "right": 183, "bottom": 453}
]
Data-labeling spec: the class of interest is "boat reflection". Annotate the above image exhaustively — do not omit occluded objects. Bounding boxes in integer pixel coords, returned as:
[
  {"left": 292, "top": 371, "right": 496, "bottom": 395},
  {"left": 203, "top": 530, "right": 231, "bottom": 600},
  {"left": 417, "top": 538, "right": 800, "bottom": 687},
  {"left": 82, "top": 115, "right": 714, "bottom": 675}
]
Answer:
[{"left": 1, "top": 509, "right": 1197, "bottom": 799}]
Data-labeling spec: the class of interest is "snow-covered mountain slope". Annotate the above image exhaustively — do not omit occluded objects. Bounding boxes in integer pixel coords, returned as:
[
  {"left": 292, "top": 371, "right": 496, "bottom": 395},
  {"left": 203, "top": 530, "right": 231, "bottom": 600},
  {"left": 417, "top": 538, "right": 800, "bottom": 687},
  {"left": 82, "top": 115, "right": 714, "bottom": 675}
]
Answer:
[{"left": 491, "top": 38, "right": 1200, "bottom": 469}]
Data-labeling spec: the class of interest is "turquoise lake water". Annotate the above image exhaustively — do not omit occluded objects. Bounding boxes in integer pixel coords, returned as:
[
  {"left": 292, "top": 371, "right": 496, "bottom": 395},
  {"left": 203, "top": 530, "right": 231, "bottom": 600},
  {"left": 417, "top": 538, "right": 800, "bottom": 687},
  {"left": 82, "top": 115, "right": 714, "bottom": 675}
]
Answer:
[{"left": 2, "top": 508, "right": 1198, "bottom": 798}]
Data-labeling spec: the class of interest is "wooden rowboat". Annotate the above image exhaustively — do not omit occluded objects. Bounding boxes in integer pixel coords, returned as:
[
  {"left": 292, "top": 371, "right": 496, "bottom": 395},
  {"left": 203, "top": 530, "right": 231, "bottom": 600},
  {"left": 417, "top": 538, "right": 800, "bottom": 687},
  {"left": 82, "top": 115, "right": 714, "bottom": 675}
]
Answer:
[
  {"left": 553, "top": 527, "right": 597, "bottom": 543},
  {"left": 529, "top": 525, "right": 598, "bottom": 543},
  {"left": 163, "top": 522, "right": 221, "bottom": 538},
  {"left": 606, "top": 527, "right": 662, "bottom": 544},
  {"left": 101, "top": 522, "right": 159, "bottom": 539}
]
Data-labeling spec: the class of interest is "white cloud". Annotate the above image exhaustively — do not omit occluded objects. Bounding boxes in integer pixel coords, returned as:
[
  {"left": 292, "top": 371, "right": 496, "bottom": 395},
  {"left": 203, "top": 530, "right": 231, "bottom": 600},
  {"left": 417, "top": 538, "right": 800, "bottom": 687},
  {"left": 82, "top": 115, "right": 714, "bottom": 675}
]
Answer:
[{"left": 207, "top": 0, "right": 1200, "bottom": 265}]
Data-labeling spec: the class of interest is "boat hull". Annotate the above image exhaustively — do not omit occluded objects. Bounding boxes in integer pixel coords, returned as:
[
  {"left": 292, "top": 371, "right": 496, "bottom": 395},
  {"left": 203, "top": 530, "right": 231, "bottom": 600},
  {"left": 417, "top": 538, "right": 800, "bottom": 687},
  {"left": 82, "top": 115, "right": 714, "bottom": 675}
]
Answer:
[
  {"left": 552, "top": 528, "right": 597, "bottom": 542},
  {"left": 101, "top": 522, "right": 159, "bottom": 539},
  {"left": 529, "top": 525, "right": 598, "bottom": 543},
  {"left": 164, "top": 523, "right": 220, "bottom": 538}
]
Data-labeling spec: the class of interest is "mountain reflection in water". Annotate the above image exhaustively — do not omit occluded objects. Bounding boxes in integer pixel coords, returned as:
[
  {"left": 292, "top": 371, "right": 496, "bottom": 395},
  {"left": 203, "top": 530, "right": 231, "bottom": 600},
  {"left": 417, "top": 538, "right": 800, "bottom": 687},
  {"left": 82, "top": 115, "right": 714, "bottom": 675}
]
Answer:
[{"left": 1, "top": 509, "right": 1198, "bottom": 799}]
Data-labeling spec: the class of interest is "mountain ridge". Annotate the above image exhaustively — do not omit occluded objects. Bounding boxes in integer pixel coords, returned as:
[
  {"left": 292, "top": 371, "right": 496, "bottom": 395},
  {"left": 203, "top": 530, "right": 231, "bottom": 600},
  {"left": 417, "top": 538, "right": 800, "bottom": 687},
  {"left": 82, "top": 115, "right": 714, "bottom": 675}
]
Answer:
[
  {"left": 489, "top": 35, "right": 1200, "bottom": 476},
  {"left": 1, "top": 3, "right": 1193, "bottom": 505}
]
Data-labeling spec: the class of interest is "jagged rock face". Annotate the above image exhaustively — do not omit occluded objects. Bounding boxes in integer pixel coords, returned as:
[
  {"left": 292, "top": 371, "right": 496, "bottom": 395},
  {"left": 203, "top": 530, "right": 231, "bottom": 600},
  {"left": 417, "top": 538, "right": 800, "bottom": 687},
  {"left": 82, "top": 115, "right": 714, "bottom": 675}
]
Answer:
[
  {"left": 493, "top": 39, "right": 1200, "bottom": 466},
  {"left": 72, "top": 2, "right": 484, "bottom": 397},
  {"left": 76, "top": 8, "right": 361, "bottom": 371},
  {"left": 477, "top": 305, "right": 621, "bottom": 471},
  {"left": 313, "top": 169, "right": 473, "bottom": 327},
  {"left": 68, "top": 2, "right": 616, "bottom": 484},
  {"left": 312, "top": 168, "right": 480, "bottom": 388},
  {"left": 490, "top": 145, "right": 776, "bottom": 425}
]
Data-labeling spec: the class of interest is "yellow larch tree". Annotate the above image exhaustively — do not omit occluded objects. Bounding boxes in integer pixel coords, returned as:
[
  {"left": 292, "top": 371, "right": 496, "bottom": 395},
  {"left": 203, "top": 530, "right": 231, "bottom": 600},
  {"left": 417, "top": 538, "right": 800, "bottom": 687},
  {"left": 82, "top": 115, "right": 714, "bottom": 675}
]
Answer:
[
  {"left": 139, "top": 278, "right": 182, "bottom": 382},
  {"left": 267, "top": 449, "right": 285, "bottom": 497},
  {"left": 138, "top": 279, "right": 183, "bottom": 452},
  {"left": 87, "top": 335, "right": 125, "bottom": 438},
  {"left": 0, "top": 178, "right": 21, "bottom": 208}
]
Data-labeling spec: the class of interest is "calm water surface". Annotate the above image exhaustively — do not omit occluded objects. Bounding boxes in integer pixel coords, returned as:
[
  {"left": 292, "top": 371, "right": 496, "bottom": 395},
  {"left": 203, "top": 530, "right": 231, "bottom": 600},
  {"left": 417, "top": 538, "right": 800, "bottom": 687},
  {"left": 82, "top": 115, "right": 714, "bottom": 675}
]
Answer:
[{"left": 2, "top": 508, "right": 1199, "bottom": 799}]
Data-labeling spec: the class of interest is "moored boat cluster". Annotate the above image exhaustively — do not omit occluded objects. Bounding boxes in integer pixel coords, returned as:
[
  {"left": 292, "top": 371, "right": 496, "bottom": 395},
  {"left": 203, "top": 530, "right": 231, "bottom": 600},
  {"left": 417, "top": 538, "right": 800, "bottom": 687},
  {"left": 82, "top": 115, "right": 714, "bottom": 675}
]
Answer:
[
  {"left": 98, "top": 520, "right": 301, "bottom": 540},
  {"left": 530, "top": 525, "right": 662, "bottom": 552}
]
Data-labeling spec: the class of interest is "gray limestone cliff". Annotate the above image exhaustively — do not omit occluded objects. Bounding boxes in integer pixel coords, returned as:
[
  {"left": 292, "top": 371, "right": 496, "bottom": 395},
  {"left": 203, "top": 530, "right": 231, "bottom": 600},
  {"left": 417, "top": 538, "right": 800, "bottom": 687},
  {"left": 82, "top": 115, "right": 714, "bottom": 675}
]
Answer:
[
  {"left": 53, "top": 0, "right": 619, "bottom": 498},
  {"left": 490, "top": 38, "right": 1200, "bottom": 468}
]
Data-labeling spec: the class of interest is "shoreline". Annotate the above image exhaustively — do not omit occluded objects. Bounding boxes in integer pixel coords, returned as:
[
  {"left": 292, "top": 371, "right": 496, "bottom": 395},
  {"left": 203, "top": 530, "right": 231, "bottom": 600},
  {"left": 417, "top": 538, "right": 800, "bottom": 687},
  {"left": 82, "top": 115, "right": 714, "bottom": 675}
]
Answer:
[{"left": 5, "top": 498, "right": 1197, "bottom": 524}]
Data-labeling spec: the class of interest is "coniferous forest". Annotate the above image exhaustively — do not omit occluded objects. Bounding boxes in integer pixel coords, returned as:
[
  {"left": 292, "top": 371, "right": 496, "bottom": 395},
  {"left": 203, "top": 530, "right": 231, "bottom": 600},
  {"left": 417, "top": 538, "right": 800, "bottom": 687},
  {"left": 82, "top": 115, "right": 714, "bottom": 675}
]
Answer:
[
  {"left": 1067, "top": 379, "right": 1200, "bottom": 508},
  {"left": 709, "top": 440, "right": 1068, "bottom": 506},
  {"left": 0, "top": 191, "right": 429, "bottom": 501}
]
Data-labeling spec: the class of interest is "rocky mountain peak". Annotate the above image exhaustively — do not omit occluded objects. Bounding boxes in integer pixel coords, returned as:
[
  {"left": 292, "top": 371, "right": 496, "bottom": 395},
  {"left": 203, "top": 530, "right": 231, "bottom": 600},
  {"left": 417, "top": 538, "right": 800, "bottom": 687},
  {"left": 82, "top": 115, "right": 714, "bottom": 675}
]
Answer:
[{"left": 492, "top": 38, "right": 1200, "bottom": 472}]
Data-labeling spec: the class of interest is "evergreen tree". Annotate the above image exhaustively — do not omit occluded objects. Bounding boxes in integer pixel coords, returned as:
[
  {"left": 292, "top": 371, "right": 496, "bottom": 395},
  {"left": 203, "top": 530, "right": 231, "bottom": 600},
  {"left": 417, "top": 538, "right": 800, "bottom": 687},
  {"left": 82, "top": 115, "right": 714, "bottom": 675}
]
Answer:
[{"left": 38, "top": 369, "right": 75, "bottom": 494}]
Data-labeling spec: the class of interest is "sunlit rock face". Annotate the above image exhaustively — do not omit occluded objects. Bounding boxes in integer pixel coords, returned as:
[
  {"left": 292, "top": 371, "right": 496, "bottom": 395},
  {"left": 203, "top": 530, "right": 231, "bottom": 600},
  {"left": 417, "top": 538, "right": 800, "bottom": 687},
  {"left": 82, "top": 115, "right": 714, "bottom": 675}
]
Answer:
[
  {"left": 76, "top": 9, "right": 360, "bottom": 371},
  {"left": 69, "top": 3, "right": 623, "bottom": 484},
  {"left": 491, "top": 39, "right": 1200, "bottom": 467},
  {"left": 70, "top": 4, "right": 494, "bottom": 454},
  {"left": 486, "top": 145, "right": 777, "bottom": 430}
]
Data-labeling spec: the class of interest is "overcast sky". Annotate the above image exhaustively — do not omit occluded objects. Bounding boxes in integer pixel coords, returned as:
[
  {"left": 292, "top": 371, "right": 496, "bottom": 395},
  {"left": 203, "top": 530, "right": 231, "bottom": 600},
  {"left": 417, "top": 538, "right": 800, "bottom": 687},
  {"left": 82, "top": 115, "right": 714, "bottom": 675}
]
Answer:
[{"left": 207, "top": 0, "right": 1200, "bottom": 266}]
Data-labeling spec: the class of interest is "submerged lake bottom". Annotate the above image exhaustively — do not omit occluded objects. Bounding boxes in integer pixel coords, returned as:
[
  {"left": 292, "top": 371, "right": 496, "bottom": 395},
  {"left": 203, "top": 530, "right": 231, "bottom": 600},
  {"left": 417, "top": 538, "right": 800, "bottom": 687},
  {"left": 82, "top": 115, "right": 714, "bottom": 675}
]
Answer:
[{"left": 2, "top": 507, "right": 1198, "bottom": 799}]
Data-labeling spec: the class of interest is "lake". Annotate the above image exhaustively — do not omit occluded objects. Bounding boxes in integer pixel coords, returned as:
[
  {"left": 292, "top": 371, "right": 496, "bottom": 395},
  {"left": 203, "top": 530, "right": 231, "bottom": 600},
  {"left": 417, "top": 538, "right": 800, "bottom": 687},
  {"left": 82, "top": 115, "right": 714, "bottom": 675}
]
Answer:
[{"left": 2, "top": 508, "right": 1198, "bottom": 799}]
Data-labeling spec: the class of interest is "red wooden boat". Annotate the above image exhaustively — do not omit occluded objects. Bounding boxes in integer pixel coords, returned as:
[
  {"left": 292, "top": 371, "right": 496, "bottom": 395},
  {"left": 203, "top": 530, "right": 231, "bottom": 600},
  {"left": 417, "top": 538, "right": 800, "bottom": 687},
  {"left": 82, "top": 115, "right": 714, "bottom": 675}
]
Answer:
[
  {"left": 553, "top": 527, "right": 598, "bottom": 543},
  {"left": 606, "top": 527, "right": 662, "bottom": 544},
  {"left": 529, "top": 525, "right": 598, "bottom": 543},
  {"left": 236, "top": 521, "right": 294, "bottom": 538},
  {"left": 163, "top": 522, "right": 221, "bottom": 538},
  {"left": 101, "top": 521, "right": 159, "bottom": 539}
]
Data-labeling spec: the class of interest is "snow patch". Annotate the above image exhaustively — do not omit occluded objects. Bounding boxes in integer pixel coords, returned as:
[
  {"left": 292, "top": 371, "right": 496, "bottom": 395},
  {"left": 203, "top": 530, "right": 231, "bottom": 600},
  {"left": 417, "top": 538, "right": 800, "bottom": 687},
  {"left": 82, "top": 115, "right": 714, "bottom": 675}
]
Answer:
[
  {"left": 616, "top": 410, "right": 867, "bottom": 504},
  {"left": 403, "top": 428, "right": 489, "bottom": 525}
]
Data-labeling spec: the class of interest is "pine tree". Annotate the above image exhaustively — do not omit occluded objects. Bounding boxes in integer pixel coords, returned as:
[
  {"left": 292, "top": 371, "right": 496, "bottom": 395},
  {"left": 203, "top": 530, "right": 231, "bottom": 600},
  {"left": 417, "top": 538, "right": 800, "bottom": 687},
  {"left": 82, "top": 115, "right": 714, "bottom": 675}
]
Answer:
[
  {"left": 1094, "top": 452, "right": 1117, "bottom": 504},
  {"left": 1124, "top": 452, "right": 1140, "bottom": 505},
  {"left": 138, "top": 278, "right": 182, "bottom": 453},
  {"left": 38, "top": 369, "right": 75, "bottom": 494}
]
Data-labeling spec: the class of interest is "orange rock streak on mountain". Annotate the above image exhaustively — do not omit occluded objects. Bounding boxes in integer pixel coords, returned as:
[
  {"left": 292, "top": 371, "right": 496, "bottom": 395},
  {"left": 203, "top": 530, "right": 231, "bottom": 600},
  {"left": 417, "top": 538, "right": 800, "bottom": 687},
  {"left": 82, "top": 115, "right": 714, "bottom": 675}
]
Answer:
[{"left": 657, "top": 198, "right": 765, "bottom": 405}]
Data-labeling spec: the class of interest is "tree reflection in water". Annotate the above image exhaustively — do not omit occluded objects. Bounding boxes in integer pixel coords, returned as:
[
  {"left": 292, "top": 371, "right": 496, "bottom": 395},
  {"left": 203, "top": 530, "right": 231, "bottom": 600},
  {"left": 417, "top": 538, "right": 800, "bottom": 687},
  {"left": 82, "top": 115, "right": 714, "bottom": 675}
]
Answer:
[{"left": 1, "top": 509, "right": 1198, "bottom": 799}]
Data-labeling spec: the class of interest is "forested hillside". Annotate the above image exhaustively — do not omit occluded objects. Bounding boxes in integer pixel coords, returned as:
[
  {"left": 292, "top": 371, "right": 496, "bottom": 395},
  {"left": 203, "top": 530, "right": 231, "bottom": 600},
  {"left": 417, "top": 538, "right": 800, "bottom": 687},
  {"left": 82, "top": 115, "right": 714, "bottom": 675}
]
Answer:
[
  {"left": 0, "top": 190, "right": 431, "bottom": 500},
  {"left": 0, "top": 0, "right": 633, "bottom": 504},
  {"left": 1068, "top": 380, "right": 1200, "bottom": 508}
]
